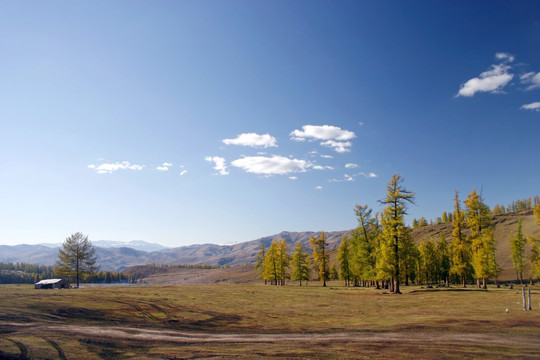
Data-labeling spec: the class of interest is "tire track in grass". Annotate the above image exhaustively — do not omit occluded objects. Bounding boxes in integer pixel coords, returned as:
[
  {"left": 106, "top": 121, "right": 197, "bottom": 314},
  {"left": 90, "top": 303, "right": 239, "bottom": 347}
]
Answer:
[
  {"left": 45, "top": 338, "right": 67, "bottom": 360},
  {"left": 2, "top": 338, "right": 28, "bottom": 359},
  {"left": 112, "top": 300, "right": 159, "bottom": 322}
]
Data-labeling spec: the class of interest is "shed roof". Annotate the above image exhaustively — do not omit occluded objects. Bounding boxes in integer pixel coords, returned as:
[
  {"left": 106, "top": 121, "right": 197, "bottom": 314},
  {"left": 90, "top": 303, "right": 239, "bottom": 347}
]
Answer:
[{"left": 35, "top": 279, "right": 64, "bottom": 285}]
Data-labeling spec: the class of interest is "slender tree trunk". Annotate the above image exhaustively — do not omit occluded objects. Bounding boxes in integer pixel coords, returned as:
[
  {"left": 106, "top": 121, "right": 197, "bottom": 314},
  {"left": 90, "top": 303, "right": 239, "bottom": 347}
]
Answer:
[
  {"left": 482, "top": 278, "right": 487, "bottom": 289},
  {"left": 76, "top": 258, "right": 80, "bottom": 287}
]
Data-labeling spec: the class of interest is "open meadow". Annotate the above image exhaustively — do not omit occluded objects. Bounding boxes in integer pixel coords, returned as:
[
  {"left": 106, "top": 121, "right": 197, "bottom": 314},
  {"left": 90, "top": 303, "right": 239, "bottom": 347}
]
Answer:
[{"left": 0, "top": 283, "right": 539, "bottom": 359}]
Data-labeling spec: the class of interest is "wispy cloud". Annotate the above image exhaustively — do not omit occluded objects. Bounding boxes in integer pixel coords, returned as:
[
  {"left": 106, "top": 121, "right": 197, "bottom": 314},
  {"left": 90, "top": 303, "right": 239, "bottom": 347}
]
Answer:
[
  {"left": 315, "top": 186, "right": 323, "bottom": 190},
  {"left": 88, "top": 161, "right": 144, "bottom": 174},
  {"left": 205, "top": 156, "right": 229, "bottom": 175},
  {"left": 223, "top": 133, "right": 277, "bottom": 148},
  {"left": 289, "top": 176, "right": 298, "bottom": 180},
  {"left": 520, "top": 72, "right": 540, "bottom": 91},
  {"left": 495, "top": 52, "right": 515, "bottom": 63},
  {"left": 320, "top": 154, "right": 333, "bottom": 159},
  {"left": 312, "top": 165, "right": 334, "bottom": 171},
  {"left": 360, "top": 172, "right": 378, "bottom": 178},
  {"left": 231, "top": 155, "right": 309, "bottom": 175},
  {"left": 156, "top": 162, "right": 173, "bottom": 171},
  {"left": 179, "top": 170, "right": 188, "bottom": 176},
  {"left": 520, "top": 102, "right": 540, "bottom": 112},
  {"left": 345, "top": 163, "right": 358, "bottom": 169},
  {"left": 329, "top": 171, "right": 377, "bottom": 182},
  {"left": 320, "top": 140, "right": 352, "bottom": 153}
]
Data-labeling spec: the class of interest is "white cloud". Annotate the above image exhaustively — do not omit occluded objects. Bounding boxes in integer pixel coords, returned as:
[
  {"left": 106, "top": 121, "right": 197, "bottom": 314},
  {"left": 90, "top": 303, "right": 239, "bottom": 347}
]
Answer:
[
  {"left": 495, "top": 52, "right": 515, "bottom": 63},
  {"left": 520, "top": 72, "right": 540, "bottom": 91},
  {"left": 360, "top": 172, "right": 378, "bottom": 178},
  {"left": 156, "top": 162, "right": 173, "bottom": 171},
  {"left": 320, "top": 140, "right": 352, "bottom": 153},
  {"left": 320, "top": 154, "right": 333, "bottom": 159},
  {"left": 289, "top": 176, "right": 298, "bottom": 180},
  {"left": 312, "top": 165, "right": 334, "bottom": 171},
  {"left": 205, "top": 156, "right": 229, "bottom": 175},
  {"left": 456, "top": 63, "right": 514, "bottom": 97},
  {"left": 345, "top": 163, "right": 358, "bottom": 169},
  {"left": 231, "top": 155, "right": 309, "bottom": 175},
  {"left": 88, "top": 161, "right": 144, "bottom": 174},
  {"left": 223, "top": 133, "right": 277, "bottom": 148},
  {"left": 330, "top": 172, "right": 377, "bottom": 182},
  {"left": 179, "top": 170, "right": 188, "bottom": 176},
  {"left": 358, "top": 122, "right": 364, "bottom": 126},
  {"left": 290, "top": 125, "right": 356, "bottom": 142},
  {"left": 315, "top": 186, "right": 323, "bottom": 190},
  {"left": 520, "top": 102, "right": 540, "bottom": 112}
]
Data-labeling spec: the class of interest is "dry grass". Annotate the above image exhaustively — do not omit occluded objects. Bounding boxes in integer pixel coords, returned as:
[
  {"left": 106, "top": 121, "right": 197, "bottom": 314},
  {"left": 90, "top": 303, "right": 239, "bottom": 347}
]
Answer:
[{"left": 0, "top": 283, "right": 539, "bottom": 359}]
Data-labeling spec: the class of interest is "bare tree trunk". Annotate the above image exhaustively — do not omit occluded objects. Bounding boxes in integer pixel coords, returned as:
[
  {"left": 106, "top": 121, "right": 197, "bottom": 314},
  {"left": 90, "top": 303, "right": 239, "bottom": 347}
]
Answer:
[
  {"left": 528, "top": 288, "right": 532, "bottom": 311},
  {"left": 522, "top": 287, "right": 527, "bottom": 311}
]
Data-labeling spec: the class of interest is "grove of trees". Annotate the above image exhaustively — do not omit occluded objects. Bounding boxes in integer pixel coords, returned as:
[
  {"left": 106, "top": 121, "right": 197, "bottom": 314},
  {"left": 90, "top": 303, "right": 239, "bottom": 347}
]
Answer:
[{"left": 257, "top": 174, "right": 540, "bottom": 291}]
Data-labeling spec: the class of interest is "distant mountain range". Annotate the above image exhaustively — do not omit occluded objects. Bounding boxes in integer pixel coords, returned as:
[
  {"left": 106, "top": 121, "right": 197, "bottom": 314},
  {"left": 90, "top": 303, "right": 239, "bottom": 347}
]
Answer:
[
  {"left": 1, "top": 210, "right": 537, "bottom": 280},
  {"left": 0, "top": 232, "right": 349, "bottom": 272}
]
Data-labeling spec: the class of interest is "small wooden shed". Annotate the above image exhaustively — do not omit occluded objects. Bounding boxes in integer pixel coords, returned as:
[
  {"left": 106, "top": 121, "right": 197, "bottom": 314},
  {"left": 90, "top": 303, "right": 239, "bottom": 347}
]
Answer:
[{"left": 34, "top": 279, "right": 69, "bottom": 289}]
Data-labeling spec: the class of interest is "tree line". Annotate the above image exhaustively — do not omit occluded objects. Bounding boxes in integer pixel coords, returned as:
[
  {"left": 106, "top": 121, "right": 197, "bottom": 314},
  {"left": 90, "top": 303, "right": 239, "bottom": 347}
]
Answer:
[
  {"left": 0, "top": 262, "right": 55, "bottom": 284},
  {"left": 256, "top": 174, "right": 540, "bottom": 292},
  {"left": 413, "top": 195, "right": 539, "bottom": 228},
  {"left": 0, "top": 261, "right": 133, "bottom": 285}
]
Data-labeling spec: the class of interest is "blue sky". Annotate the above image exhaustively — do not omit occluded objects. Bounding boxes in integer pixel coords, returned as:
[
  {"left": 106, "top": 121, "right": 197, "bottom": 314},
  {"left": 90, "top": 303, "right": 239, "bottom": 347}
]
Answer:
[{"left": 1, "top": 1, "right": 539, "bottom": 247}]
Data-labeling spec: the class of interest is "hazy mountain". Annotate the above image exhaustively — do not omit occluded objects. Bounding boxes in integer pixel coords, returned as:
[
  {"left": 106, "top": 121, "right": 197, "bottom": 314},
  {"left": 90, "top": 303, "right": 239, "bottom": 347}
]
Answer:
[
  {"left": 91, "top": 240, "right": 169, "bottom": 252},
  {"left": 37, "top": 240, "right": 168, "bottom": 252}
]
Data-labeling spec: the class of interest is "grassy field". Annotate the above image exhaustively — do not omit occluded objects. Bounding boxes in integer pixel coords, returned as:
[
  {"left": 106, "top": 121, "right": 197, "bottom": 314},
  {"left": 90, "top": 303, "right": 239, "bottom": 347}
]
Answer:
[{"left": 1, "top": 282, "right": 539, "bottom": 359}]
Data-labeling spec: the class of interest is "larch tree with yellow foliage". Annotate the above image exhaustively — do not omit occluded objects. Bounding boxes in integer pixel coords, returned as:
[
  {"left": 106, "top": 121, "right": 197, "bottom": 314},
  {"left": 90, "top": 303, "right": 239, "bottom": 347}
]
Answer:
[
  {"left": 378, "top": 174, "right": 415, "bottom": 294},
  {"left": 310, "top": 231, "right": 330, "bottom": 287},
  {"left": 464, "top": 189, "right": 498, "bottom": 289},
  {"left": 290, "top": 241, "right": 311, "bottom": 286},
  {"left": 450, "top": 191, "right": 471, "bottom": 287}
]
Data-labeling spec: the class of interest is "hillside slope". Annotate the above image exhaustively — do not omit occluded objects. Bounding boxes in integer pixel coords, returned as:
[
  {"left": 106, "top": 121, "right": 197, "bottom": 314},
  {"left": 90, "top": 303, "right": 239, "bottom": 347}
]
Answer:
[
  {"left": 411, "top": 209, "right": 539, "bottom": 280},
  {"left": 126, "top": 210, "right": 539, "bottom": 283}
]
